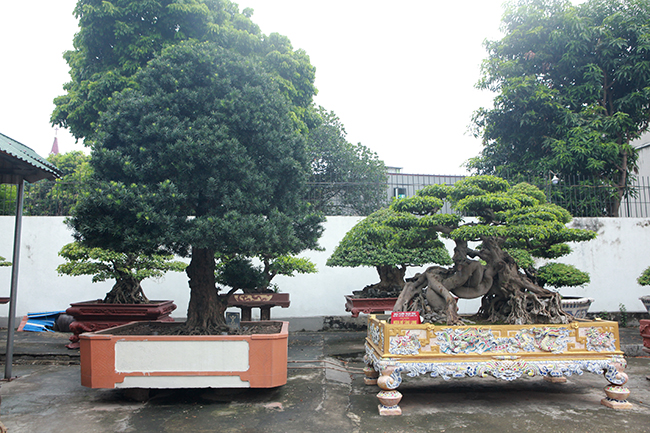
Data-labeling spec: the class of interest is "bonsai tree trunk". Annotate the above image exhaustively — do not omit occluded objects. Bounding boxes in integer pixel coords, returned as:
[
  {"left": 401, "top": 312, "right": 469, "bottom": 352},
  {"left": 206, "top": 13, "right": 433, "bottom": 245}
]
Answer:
[
  {"left": 185, "top": 247, "right": 228, "bottom": 333},
  {"left": 103, "top": 275, "right": 148, "bottom": 304},
  {"left": 354, "top": 265, "right": 406, "bottom": 297},
  {"left": 394, "top": 238, "right": 570, "bottom": 325}
]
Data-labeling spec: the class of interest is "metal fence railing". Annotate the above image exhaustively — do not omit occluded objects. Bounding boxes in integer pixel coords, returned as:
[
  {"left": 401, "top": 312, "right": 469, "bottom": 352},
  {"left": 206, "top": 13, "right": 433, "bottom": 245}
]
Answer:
[{"left": 2, "top": 175, "right": 650, "bottom": 218}]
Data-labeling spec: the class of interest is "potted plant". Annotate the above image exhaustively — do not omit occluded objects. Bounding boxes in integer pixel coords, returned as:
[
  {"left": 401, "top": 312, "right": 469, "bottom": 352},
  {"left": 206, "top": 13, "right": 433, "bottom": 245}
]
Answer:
[
  {"left": 57, "top": 241, "right": 187, "bottom": 348},
  {"left": 535, "top": 263, "right": 593, "bottom": 318},
  {"left": 327, "top": 208, "right": 452, "bottom": 317},
  {"left": 364, "top": 177, "right": 631, "bottom": 414},
  {"left": 219, "top": 254, "right": 317, "bottom": 320},
  {"left": 63, "top": 40, "right": 324, "bottom": 390}
]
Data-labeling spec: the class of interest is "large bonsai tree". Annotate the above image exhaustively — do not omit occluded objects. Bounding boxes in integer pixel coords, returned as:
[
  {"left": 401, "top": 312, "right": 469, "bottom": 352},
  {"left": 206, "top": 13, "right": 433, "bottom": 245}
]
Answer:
[
  {"left": 57, "top": 242, "right": 186, "bottom": 304},
  {"left": 327, "top": 208, "right": 453, "bottom": 298},
  {"left": 392, "top": 176, "right": 596, "bottom": 325},
  {"left": 68, "top": 42, "right": 324, "bottom": 333}
]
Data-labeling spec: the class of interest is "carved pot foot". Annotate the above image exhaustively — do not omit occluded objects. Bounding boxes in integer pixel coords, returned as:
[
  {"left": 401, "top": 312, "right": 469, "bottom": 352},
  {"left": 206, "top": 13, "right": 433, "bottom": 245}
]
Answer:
[
  {"left": 364, "top": 366, "right": 379, "bottom": 385},
  {"left": 377, "top": 390, "right": 402, "bottom": 416},
  {"left": 601, "top": 385, "right": 633, "bottom": 409}
]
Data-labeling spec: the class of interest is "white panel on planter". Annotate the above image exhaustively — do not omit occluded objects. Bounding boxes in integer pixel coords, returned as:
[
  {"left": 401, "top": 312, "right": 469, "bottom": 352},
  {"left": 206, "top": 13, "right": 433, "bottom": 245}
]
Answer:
[
  {"left": 115, "top": 340, "right": 250, "bottom": 373},
  {"left": 116, "top": 375, "right": 250, "bottom": 389}
]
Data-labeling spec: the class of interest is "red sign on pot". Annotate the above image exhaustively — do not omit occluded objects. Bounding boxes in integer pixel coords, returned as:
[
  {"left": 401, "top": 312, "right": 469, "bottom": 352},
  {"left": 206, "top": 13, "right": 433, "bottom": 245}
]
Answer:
[{"left": 391, "top": 311, "right": 420, "bottom": 324}]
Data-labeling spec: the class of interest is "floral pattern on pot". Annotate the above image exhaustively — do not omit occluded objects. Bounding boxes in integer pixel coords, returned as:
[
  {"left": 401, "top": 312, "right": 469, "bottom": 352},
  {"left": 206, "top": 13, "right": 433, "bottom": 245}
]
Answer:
[
  {"left": 435, "top": 327, "right": 570, "bottom": 355},
  {"left": 389, "top": 331, "right": 421, "bottom": 355},
  {"left": 585, "top": 327, "right": 617, "bottom": 352}
]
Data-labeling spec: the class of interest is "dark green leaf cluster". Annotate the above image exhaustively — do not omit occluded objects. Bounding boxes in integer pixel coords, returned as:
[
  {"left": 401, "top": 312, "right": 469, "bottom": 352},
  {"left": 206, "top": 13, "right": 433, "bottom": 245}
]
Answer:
[
  {"left": 326, "top": 208, "right": 452, "bottom": 269},
  {"left": 638, "top": 266, "right": 650, "bottom": 286},
  {"left": 537, "top": 262, "right": 590, "bottom": 288}
]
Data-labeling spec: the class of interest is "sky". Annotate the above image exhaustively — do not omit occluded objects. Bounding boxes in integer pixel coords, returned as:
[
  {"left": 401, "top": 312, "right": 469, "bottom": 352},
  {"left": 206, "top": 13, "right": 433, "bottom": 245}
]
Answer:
[{"left": 0, "top": 0, "right": 511, "bottom": 175}]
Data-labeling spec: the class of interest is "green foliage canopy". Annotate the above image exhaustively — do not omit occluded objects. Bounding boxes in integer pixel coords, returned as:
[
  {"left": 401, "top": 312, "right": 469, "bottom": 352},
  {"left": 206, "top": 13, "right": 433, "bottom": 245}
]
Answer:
[
  {"left": 52, "top": 0, "right": 316, "bottom": 139},
  {"left": 327, "top": 208, "right": 453, "bottom": 269},
  {"left": 57, "top": 241, "right": 186, "bottom": 284},
  {"left": 394, "top": 176, "right": 596, "bottom": 289}
]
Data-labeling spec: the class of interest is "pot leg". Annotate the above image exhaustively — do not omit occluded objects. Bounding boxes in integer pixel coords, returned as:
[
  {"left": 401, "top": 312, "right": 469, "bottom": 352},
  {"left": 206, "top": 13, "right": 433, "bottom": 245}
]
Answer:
[
  {"left": 377, "top": 365, "right": 403, "bottom": 415},
  {"left": 363, "top": 365, "right": 379, "bottom": 385},
  {"left": 601, "top": 362, "right": 633, "bottom": 409}
]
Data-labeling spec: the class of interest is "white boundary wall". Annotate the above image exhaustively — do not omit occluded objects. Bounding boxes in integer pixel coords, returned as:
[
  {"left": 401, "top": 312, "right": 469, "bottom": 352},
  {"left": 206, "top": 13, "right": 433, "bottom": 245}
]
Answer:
[{"left": 0, "top": 216, "right": 648, "bottom": 320}]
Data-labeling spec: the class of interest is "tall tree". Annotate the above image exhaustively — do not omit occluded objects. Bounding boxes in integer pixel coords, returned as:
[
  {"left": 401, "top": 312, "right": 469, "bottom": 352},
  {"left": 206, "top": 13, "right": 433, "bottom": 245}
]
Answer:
[
  {"left": 52, "top": 0, "right": 316, "bottom": 139},
  {"left": 69, "top": 42, "right": 324, "bottom": 333},
  {"left": 305, "top": 107, "right": 388, "bottom": 216},
  {"left": 470, "top": 0, "right": 650, "bottom": 216}
]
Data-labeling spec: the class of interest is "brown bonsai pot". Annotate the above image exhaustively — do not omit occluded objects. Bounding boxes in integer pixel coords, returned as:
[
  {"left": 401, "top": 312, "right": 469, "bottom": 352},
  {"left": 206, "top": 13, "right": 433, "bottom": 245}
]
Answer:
[
  {"left": 344, "top": 295, "right": 397, "bottom": 317},
  {"left": 65, "top": 299, "right": 176, "bottom": 349}
]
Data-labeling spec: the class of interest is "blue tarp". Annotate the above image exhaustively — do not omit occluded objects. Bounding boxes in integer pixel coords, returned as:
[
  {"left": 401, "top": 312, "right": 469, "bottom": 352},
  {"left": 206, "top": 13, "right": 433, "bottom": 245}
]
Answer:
[{"left": 21, "top": 311, "right": 65, "bottom": 332}]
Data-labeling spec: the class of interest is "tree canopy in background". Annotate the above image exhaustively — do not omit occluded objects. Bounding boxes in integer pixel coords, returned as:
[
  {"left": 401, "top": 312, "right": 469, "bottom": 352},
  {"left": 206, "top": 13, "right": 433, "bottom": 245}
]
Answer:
[
  {"left": 69, "top": 42, "right": 324, "bottom": 332},
  {"left": 25, "top": 151, "right": 91, "bottom": 216},
  {"left": 470, "top": 0, "right": 650, "bottom": 216},
  {"left": 305, "top": 107, "right": 387, "bottom": 216}
]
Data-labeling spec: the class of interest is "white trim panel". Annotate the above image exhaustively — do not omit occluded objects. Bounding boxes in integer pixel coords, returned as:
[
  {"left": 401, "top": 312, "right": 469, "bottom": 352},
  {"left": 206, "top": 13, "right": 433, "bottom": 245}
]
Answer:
[
  {"left": 116, "top": 375, "right": 250, "bottom": 388},
  {"left": 115, "top": 340, "right": 250, "bottom": 373}
]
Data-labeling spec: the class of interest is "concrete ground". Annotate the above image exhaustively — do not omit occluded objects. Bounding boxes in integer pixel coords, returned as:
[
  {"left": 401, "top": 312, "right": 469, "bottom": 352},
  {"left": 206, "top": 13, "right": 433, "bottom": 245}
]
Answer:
[{"left": 0, "top": 326, "right": 649, "bottom": 433}]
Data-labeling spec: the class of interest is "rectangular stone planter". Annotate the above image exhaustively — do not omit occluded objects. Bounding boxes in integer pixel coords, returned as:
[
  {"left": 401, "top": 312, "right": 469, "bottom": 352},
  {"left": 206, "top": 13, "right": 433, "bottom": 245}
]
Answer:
[
  {"left": 364, "top": 315, "right": 631, "bottom": 415},
  {"left": 79, "top": 320, "right": 289, "bottom": 389}
]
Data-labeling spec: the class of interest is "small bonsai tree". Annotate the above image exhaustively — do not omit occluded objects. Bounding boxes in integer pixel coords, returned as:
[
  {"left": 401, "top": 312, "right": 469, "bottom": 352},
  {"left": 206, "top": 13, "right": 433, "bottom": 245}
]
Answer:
[
  {"left": 57, "top": 242, "right": 187, "bottom": 304},
  {"left": 327, "top": 208, "right": 453, "bottom": 298},
  {"left": 217, "top": 254, "right": 317, "bottom": 293},
  {"left": 391, "top": 176, "right": 596, "bottom": 325}
]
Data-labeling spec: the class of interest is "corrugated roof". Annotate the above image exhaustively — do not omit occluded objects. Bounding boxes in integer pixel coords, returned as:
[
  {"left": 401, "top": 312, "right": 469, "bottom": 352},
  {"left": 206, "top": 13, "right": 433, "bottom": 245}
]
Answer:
[{"left": 0, "top": 132, "right": 62, "bottom": 184}]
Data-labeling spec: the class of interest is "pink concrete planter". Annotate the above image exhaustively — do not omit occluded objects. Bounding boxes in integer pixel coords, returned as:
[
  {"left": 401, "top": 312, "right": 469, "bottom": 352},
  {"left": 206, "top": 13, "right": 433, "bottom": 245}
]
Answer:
[
  {"left": 79, "top": 321, "right": 289, "bottom": 389},
  {"left": 65, "top": 300, "right": 176, "bottom": 349}
]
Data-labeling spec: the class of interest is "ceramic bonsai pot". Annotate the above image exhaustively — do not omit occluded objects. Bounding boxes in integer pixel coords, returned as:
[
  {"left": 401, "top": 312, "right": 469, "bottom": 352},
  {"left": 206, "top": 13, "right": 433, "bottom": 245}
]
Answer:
[
  {"left": 561, "top": 296, "right": 594, "bottom": 319},
  {"left": 640, "top": 295, "right": 650, "bottom": 314},
  {"left": 79, "top": 320, "right": 289, "bottom": 389},
  {"left": 65, "top": 300, "right": 177, "bottom": 349},
  {"left": 364, "top": 315, "right": 632, "bottom": 415}
]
